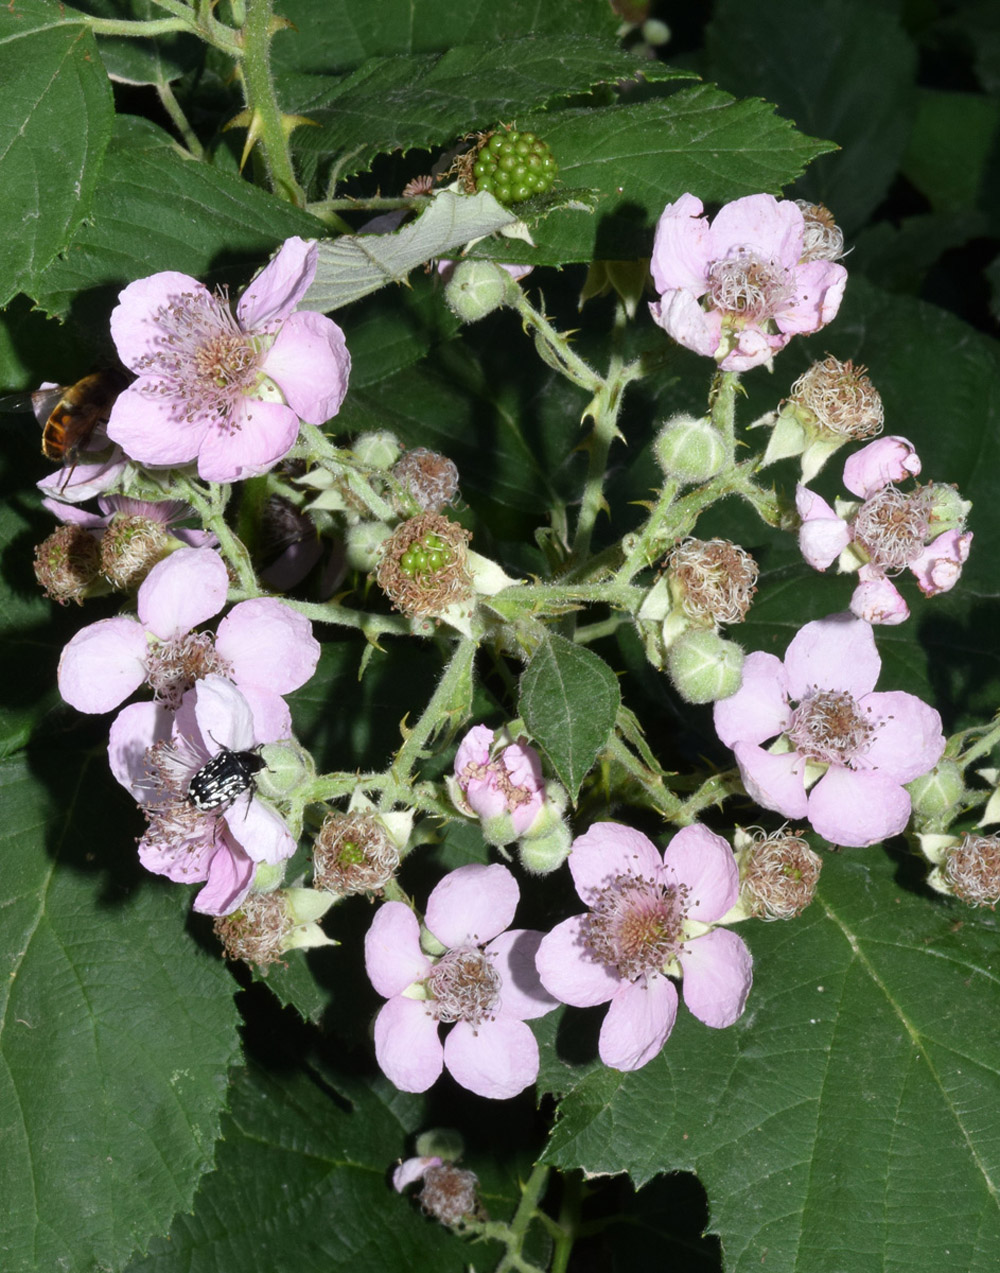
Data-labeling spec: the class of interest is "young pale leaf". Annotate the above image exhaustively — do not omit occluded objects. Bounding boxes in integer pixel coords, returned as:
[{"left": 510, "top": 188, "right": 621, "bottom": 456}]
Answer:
[
  {"left": 302, "top": 191, "right": 518, "bottom": 312},
  {"left": 519, "top": 633, "right": 620, "bottom": 801},
  {"left": 0, "top": 754, "right": 240, "bottom": 1273}
]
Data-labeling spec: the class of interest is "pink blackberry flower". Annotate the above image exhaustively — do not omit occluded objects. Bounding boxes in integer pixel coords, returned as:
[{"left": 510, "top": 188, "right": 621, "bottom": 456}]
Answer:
[
  {"left": 450, "top": 724, "right": 547, "bottom": 845},
  {"left": 713, "top": 613, "right": 946, "bottom": 846},
  {"left": 649, "top": 193, "right": 847, "bottom": 372},
  {"left": 106, "top": 237, "right": 350, "bottom": 482},
  {"left": 535, "top": 821, "right": 752, "bottom": 1072},
  {"left": 107, "top": 674, "right": 295, "bottom": 916},
  {"left": 797, "top": 436, "right": 972, "bottom": 624},
  {"left": 57, "top": 545, "right": 319, "bottom": 740},
  {"left": 364, "top": 863, "right": 556, "bottom": 1098}
]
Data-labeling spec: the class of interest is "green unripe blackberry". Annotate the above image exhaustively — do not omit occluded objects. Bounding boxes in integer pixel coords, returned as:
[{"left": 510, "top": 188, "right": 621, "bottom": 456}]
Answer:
[{"left": 474, "top": 129, "right": 557, "bottom": 205}]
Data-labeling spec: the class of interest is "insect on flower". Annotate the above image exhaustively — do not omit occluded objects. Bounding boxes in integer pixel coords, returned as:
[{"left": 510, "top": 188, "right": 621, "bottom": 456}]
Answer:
[{"left": 187, "top": 745, "right": 267, "bottom": 812}]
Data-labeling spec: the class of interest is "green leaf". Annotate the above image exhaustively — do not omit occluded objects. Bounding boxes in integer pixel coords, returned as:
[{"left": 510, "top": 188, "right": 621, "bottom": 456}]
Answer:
[
  {"left": 33, "top": 116, "right": 323, "bottom": 321},
  {"left": 539, "top": 850, "right": 1000, "bottom": 1273},
  {"left": 519, "top": 633, "right": 620, "bottom": 801},
  {"left": 271, "top": 0, "right": 618, "bottom": 75},
  {"left": 0, "top": 752, "right": 241, "bottom": 1273},
  {"left": 302, "top": 190, "right": 518, "bottom": 312},
  {"left": 903, "top": 88, "right": 1000, "bottom": 214},
  {"left": 121, "top": 1060, "right": 523, "bottom": 1272},
  {"left": 705, "top": 0, "right": 918, "bottom": 235},
  {"left": 466, "top": 86, "right": 837, "bottom": 265},
  {"left": 285, "top": 37, "right": 689, "bottom": 183},
  {"left": 0, "top": 5, "right": 114, "bottom": 306}
]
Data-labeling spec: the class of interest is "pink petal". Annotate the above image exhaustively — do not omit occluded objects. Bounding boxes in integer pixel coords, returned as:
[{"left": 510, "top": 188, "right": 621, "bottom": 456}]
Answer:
[
  {"left": 106, "top": 383, "right": 208, "bottom": 466},
  {"left": 224, "top": 796, "right": 295, "bottom": 864},
  {"left": 454, "top": 724, "right": 494, "bottom": 773},
  {"left": 237, "top": 237, "right": 317, "bottom": 331},
  {"left": 649, "top": 193, "right": 711, "bottom": 294},
  {"left": 137, "top": 546, "right": 229, "bottom": 640},
  {"left": 110, "top": 271, "right": 209, "bottom": 370},
  {"left": 485, "top": 929, "right": 558, "bottom": 1021},
  {"left": 568, "top": 822, "right": 663, "bottom": 904},
  {"left": 37, "top": 454, "right": 127, "bottom": 504},
  {"left": 732, "top": 742, "right": 810, "bottom": 818},
  {"left": 238, "top": 685, "right": 292, "bottom": 745},
  {"left": 192, "top": 674, "right": 256, "bottom": 751},
  {"left": 783, "top": 613, "right": 880, "bottom": 701},
  {"left": 649, "top": 289, "right": 722, "bottom": 359},
  {"left": 773, "top": 260, "right": 847, "bottom": 335},
  {"left": 909, "top": 530, "right": 971, "bottom": 596},
  {"left": 393, "top": 1157, "right": 441, "bottom": 1192},
  {"left": 192, "top": 840, "right": 255, "bottom": 916},
  {"left": 722, "top": 326, "right": 788, "bottom": 372},
  {"left": 464, "top": 775, "right": 508, "bottom": 822},
  {"left": 216, "top": 598, "right": 320, "bottom": 694},
  {"left": 40, "top": 500, "right": 106, "bottom": 528},
  {"left": 263, "top": 310, "right": 351, "bottom": 424},
  {"left": 806, "top": 766, "right": 912, "bottom": 846},
  {"left": 662, "top": 825, "right": 739, "bottom": 922},
  {"left": 424, "top": 863, "right": 518, "bottom": 948},
  {"left": 373, "top": 997, "right": 443, "bottom": 1093},
  {"left": 107, "top": 700, "right": 173, "bottom": 800},
  {"left": 679, "top": 927, "right": 752, "bottom": 1028},
  {"left": 195, "top": 398, "right": 301, "bottom": 483},
  {"left": 138, "top": 823, "right": 215, "bottom": 882},
  {"left": 850, "top": 574, "right": 909, "bottom": 626},
  {"left": 842, "top": 436, "right": 921, "bottom": 499},
  {"left": 444, "top": 1017, "right": 539, "bottom": 1099},
  {"left": 58, "top": 617, "right": 148, "bottom": 713},
  {"left": 365, "top": 902, "right": 430, "bottom": 997},
  {"left": 598, "top": 976, "right": 677, "bottom": 1071},
  {"left": 713, "top": 651, "right": 790, "bottom": 748},
  {"left": 796, "top": 485, "right": 850, "bottom": 569},
  {"left": 535, "top": 915, "right": 620, "bottom": 1007},
  {"left": 859, "top": 690, "right": 945, "bottom": 782},
  {"left": 709, "top": 194, "right": 804, "bottom": 270}
]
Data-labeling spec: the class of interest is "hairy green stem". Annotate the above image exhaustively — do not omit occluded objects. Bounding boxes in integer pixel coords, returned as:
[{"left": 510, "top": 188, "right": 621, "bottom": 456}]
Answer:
[
  {"left": 80, "top": 0, "right": 242, "bottom": 54},
  {"left": 463, "top": 1161, "right": 553, "bottom": 1273},
  {"left": 391, "top": 637, "right": 477, "bottom": 790},
  {"left": 239, "top": 0, "right": 304, "bottom": 204},
  {"left": 156, "top": 78, "right": 205, "bottom": 159},
  {"left": 176, "top": 478, "right": 258, "bottom": 593}
]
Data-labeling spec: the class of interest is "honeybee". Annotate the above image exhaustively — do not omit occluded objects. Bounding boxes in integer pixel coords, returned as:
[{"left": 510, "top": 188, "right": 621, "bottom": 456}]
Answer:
[{"left": 32, "top": 369, "right": 129, "bottom": 464}]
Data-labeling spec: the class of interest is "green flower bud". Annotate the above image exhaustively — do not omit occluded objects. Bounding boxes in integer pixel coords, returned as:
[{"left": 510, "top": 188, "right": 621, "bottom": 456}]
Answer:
[
  {"left": 344, "top": 520, "right": 392, "bottom": 570},
  {"left": 925, "top": 483, "right": 972, "bottom": 535},
  {"left": 666, "top": 630, "right": 744, "bottom": 704},
  {"left": 255, "top": 739, "right": 314, "bottom": 801},
  {"left": 352, "top": 430, "right": 402, "bottom": 469},
  {"left": 517, "top": 812, "right": 572, "bottom": 875},
  {"left": 415, "top": 1128, "right": 465, "bottom": 1163},
  {"left": 444, "top": 261, "right": 518, "bottom": 323},
  {"left": 907, "top": 759, "right": 965, "bottom": 825},
  {"left": 654, "top": 414, "right": 727, "bottom": 483}
]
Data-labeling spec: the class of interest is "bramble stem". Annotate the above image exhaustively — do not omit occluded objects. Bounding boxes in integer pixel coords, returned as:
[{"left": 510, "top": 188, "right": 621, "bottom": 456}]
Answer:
[{"left": 239, "top": 0, "right": 305, "bottom": 204}]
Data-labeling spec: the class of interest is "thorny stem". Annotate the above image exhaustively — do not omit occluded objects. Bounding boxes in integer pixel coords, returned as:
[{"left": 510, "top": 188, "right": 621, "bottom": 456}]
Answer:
[
  {"left": 954, "top": 715, "right": 1000, "bottom": 770},
  {"left": 461, "top": 1162, "right": 554, "bottom": 1273},
  {"left": 390, "top": 637, "right": 478, "bottom": 793},
  {"left": 239, "top": 0, "right": 305, "bottom": 205},
  {"left": 79, "top": 0, "right": 243, "bottom": 55},
  {"left": 176, "top": 478, "right": 258, "bottom": 593}
]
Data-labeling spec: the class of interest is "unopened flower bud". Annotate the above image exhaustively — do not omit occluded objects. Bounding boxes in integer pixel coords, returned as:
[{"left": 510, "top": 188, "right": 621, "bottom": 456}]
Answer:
[
  {"left": 654, "top": 414, "right": 727, "bottom": 483},
  {"left": 908, "top": 759, "right": 965, "bottom": 824},
  {"left": 444, "top": 260, "right": 518, "bottom": 322},
  {"left": 924, "top": 483, "right": 972, "bottom": 536},
  {"left": 254, "top": 739, "right": 313, "bottom": 801},
  {"left": 415, "top": 1128, "right": 465, "bottom": 1162},
  {"left": 313, "top": 810, "right": 401, "bottom": 896},
  {"left": 213, "top": 888, "right": 336, "bottom": 969},
  {"left": 352, "top": 430, "right": 402, "bottom": 469},
  {"left": 391, "top": 447, "right": 460, "bottom": 513},
  {"left": 417, "top": 1164, "right": 484, "bottom": 1227},
  {"left": 732, "top": 828, "right": 823, "bottom": 920},
  {"left": 666, "top": 538, "right": 758, "bottom": 627},
  {"left": 926, "top": 833, "right": 1000, "bottom": 908},
  {"left": 344, "top": 520, "right": 392, "bottom": 571},
  {"left": 517, "top": 810, "right": 572, "bottom": 874},
  {"left": 795, "top": 200, "right": 846, "bottom": 262},
  {"left": 375, "top": 512, "right": 473, "bottom": 617},
  {"left": 451, "top": 725, "right": 550, "bottom": 847},
  {"left": 33, "top": 524, "right": 102, "bottom": 605},
  {"left": 666, "top": 629, "right": 744, "bottom": 704}
]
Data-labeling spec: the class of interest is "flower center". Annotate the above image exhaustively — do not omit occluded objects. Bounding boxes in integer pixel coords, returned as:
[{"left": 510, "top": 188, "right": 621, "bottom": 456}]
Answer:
[
  {"left": 852, "top": 487, "right": 930, "bottom": 571},
  {"left": 425, "top": 946, "right": 501, "bottom": 1025},
  {"left": 144, "top": 633, "right": 232, "bottom": 710},
  {"left": 459, "top": 754, "right": 535, "bottom": 811},
  {"left": 137, "top": 288, "right": 264, "bottom": 431},
  {"left": 707, "top": 250, "right": 793, "bottom": 322},
  {"left": 787, "top": 689, "right": 874, "bottom": 767},
  {"left": 583, "top": 874, "right": 687, "bottom": 981}
]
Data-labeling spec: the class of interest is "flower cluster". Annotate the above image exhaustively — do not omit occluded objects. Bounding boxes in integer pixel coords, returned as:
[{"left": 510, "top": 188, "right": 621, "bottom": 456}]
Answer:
[{"left": 797, "top": 436, "right": 972, "bottom": 624}]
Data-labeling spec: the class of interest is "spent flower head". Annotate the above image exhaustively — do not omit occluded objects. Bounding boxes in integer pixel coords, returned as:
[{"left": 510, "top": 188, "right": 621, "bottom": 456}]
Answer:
[
  {"left": 106, "top": 237, "right": 350, "bottom": 483},
  {"left": 536, "top": 822, "right": 753, "bottom": 1071},
  {"left": 731, "top": 826, "right": 823, "bottom": 920}
]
